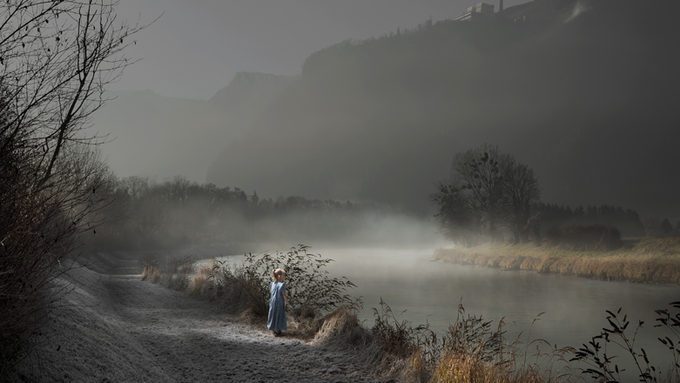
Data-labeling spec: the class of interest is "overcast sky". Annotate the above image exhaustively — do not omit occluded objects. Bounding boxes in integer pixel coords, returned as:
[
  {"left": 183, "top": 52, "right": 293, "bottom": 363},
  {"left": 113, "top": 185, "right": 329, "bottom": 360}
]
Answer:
[{"left": 115, "top": 0, "right": 527, "bottom": 99}]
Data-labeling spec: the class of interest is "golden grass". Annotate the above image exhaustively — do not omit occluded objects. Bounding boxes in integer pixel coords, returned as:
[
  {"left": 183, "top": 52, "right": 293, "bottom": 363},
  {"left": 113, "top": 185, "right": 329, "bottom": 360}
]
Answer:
[
  {"left": 141, "top": 265, "right": 161, "bottom": 283},
  {"left": 313, "top": 307, "right": 369, "bottom": 345},
  {"left": 188, "top": 265, "right": 214, "bottom": 297},
  {"left": 435, "top": 237, "right": 680, "bottom": 284},
  {"left": 431, "top": 353, "right": 543, "bottom": 383}
]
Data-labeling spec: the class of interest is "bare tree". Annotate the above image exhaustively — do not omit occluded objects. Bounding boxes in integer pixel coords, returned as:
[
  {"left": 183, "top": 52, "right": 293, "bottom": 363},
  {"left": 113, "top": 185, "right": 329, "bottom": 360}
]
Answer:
[
  {"left": 452, "top": 144, "right": 505, "bottom": 238},
  {"left": 500, "top": 157, "right": 540, "bottom": 243},
  {"left": 436, "top": 144, "right": 540, "bottom": 243},
  {"left": 0, "top": 0, "right": 142, "bottom": 368},
  {"left": 432, "top": 183, "right": 480, "bottom": 245}
]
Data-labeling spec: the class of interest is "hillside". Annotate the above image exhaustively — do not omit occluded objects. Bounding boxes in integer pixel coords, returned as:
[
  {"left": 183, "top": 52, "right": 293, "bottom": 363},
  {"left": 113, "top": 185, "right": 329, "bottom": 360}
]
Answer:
[
  {"left": 93, "top": 72, "right": 291, "bottom": 182},
  {"left": 206, "top": 0, "right": 680, "bottom": 216}
]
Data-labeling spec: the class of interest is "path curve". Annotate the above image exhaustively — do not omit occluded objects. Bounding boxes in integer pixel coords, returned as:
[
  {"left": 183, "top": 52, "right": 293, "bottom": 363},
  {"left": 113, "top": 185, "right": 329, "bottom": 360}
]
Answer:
[{"left": 14, "top": 255, "right": 385, "bottom": 383}]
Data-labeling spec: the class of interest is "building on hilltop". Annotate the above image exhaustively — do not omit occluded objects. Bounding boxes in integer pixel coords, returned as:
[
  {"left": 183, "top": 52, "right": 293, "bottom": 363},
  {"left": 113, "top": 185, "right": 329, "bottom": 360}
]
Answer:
[{"left": 455, "top": 2, "right": 496, "bottom": 21}]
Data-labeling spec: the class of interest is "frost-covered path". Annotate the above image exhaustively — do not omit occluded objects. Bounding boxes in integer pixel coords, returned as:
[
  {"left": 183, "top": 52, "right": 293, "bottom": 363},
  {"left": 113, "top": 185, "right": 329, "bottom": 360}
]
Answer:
[{"left": 13, "top": 257, "right": 382, "bottom": 383}]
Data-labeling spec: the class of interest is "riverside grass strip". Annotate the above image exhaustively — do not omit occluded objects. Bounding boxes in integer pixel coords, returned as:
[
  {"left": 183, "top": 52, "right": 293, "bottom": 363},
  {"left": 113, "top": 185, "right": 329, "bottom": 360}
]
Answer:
[{"left": 434, "top": 238, "right": 680, "bottom": 285}]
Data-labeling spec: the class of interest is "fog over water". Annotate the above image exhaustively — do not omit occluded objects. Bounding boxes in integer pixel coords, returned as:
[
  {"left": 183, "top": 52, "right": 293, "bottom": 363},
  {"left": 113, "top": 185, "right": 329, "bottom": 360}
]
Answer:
[
  {"left": 211, "top": 244, "right": 679, "bottom": 377},
  {"left": 6, "top": 0, "right": 680, "bottom": 381},
  {"left": 100, "top": 1, "right": 680, "bottom": 361},
  {"left": 102, "top": 0, "right": 680, "bottom": 368}
]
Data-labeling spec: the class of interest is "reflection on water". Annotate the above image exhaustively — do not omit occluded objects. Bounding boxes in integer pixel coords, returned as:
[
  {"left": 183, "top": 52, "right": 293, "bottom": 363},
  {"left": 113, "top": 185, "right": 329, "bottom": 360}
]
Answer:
[
  {"left": 215, "top": 246, "right": 680, "bottom": 374},
  {"left": 321, "top": 247, "right": 680, "bottom": 372}
]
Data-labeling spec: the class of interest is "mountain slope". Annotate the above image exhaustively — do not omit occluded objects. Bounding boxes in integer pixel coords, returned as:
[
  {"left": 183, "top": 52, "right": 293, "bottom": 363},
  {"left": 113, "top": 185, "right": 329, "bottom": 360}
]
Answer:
[
  {"left": 206, "top": 0, "right": 680, "bottom": 216},
  {"left": 94, "top": 72, "right": 291, "bottom": 182}
]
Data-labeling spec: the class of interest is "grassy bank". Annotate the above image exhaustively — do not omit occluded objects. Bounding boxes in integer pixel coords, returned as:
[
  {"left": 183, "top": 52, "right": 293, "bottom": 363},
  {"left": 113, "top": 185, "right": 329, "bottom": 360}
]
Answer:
[
  {"left": 141, "top": 246, "right": 680, "bottom": 382},
  {"left": 434, "top": 238, "right": 680, "bottom": 284},
  {"left": 141, "top": 248, "right": 565, "bottom": 382}
]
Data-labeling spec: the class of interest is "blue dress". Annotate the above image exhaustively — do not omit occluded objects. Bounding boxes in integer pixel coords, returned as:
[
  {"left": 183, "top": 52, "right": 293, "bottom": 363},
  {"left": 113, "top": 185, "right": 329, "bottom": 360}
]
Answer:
[{"left": 267, "top": 281, "right": 287, "bottom": 332}]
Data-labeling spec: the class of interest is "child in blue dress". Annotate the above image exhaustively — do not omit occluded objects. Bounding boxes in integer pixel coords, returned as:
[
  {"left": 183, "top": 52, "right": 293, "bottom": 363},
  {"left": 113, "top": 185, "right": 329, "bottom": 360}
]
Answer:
[{"left": 267, "top": 268, "right": 287, "bottom": 336}]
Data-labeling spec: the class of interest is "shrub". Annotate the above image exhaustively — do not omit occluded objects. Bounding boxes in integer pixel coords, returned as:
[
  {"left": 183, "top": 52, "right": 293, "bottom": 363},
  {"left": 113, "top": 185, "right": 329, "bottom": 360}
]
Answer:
[
  {"left": 546, "top": 224, "right": 622, "bottom": 251},
  {"left": 214, "top": 262, "right": 270, "bottom": 317},
  {"left": 211, "top": 245, "right": 359, "bottom": 321}
]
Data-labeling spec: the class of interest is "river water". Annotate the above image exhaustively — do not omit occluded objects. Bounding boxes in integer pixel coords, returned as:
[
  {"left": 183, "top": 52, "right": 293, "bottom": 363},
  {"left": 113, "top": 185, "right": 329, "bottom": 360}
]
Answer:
[
  {"left": 213, "top": 246, "right": 680, "bottom": 376},
  {"left": 325, "top": 247, "right": 679, "bottom": 375}
]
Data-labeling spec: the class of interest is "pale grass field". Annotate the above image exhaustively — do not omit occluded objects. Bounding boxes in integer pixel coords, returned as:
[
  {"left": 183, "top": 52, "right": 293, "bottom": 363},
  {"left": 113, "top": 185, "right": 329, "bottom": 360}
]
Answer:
[{"left": 435, "top": 237, "right": 680, "bottom": 284}]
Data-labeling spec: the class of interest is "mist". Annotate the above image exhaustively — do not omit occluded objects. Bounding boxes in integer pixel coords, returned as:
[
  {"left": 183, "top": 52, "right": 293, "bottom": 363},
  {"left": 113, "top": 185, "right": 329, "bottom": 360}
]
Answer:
[
  {"left": 5, "top": 0, "right": 680, "bottom": 381},
  {"left": 95, "top": 0, "right": 680, "bottom": 220},
  {"left": 88, "top": 177, "right": 448, "bottom": 255}
]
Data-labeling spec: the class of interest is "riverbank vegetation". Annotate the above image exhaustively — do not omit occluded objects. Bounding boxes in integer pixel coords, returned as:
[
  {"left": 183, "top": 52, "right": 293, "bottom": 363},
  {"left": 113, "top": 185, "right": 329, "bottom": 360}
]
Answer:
[
  {"left": 142, "top": 245, "right": 359, "bottom": 336},
  {"left": 433, "top": 144, "right": 655, "bottom": 245},
  {"left": 433, "top": 145, "right": 680, "bottom": 284},
  {"left": 86, "top": 176, "right": 410, "bottom": 252},
  {"left": 435, "top": 237, "right": 680, "bottom": 285},
  {"left": 0, "top": 1, "right": 140, "bottom": 373},
  {"left": 143, "top": 245, "right": 680, "bottom": 382}
]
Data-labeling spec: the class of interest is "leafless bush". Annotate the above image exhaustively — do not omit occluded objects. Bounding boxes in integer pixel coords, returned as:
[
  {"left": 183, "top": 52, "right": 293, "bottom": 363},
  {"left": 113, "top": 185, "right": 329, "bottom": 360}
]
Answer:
[
  {"left": 0, "top": 0, "right": 141, "bottom": 370},
  {"left": 213, "top": 261, "right": 270, "bottom": 317},
  {"left": 210, "top": 245, "right": 360, "bottom": 321}
]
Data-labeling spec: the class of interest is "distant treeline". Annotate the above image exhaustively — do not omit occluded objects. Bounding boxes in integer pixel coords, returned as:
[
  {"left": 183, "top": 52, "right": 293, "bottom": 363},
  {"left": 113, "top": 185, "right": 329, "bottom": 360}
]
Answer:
[
  {"left": 535, "top": 203, "right": 645, "bottom": 238},
  {"left": 87, "top": 176, "right": 371, "bottom": 251},
  {"left": 433, "top": 144, "right": 671, "bottom": 248}
]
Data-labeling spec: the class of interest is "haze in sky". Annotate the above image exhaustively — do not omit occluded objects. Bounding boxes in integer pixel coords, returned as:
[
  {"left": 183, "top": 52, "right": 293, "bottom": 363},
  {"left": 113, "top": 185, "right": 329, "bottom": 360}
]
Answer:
[
  {"left": 93, "top": 0, "right": 680, "bottom": 219},
  {"left": 115, "top": 0, "right": 527, "bottom": 99}
]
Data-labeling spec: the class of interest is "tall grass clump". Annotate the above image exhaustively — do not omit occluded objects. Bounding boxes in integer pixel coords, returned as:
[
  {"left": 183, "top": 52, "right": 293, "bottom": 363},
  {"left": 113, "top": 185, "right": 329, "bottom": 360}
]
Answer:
[
  {"left": 142, "top": 254, "right": 194, "bottom": 291},
  {"left": 371, "top": 300, "right": 572, "bottom": 383},
  {"left": 431, "top": 304, "right": 558, "bottom": 383}
]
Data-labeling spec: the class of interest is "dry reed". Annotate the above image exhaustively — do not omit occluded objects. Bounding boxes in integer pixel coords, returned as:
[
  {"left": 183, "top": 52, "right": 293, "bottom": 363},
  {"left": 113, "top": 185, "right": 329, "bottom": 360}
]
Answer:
[{"left": 434, "top": 238, "right": 680, "bottom": 284}]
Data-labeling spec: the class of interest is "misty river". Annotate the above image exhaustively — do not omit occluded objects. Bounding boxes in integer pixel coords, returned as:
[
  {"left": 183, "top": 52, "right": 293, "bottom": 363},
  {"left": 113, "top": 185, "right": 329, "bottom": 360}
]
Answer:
[{"left": 210, "top": 247, "right": 679, "bottom": 374}]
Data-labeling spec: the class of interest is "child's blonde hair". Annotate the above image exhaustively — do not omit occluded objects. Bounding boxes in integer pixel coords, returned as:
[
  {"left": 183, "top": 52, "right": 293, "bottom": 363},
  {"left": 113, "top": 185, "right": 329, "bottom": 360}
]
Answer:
[{"left": 272, "top": 268, "right": 286, "bottom": 281}]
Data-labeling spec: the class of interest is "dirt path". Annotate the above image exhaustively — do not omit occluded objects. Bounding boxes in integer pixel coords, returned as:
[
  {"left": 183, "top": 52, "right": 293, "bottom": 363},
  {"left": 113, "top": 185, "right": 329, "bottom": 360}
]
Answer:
[
  {"left": 14, "top": 258, "right": 384, "bottom": 383},
  {"left": 102, "top": 274, "right": 376, "bottom": 383}
]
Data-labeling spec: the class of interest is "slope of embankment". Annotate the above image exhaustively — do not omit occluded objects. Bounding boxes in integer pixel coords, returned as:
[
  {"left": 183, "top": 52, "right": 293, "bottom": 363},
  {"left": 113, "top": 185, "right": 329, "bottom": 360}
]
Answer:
[{"left": 12, "top": 255, "right": 384, "bottom": 383}]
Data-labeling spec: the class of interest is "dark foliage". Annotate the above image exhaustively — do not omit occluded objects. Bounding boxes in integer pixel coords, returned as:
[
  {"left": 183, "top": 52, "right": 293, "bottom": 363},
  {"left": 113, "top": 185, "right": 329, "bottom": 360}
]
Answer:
[
  {"left": 433, "top": 144, "right": 539, "bottom": 244},
  {"left": 535, "top": 203, "right": 646, "bottom": 239},
  {"left": 545, "top": 224, "right": 623, "bottom": 251},
  {"left": 0, "top": 1, "right": 138, "bottom": 371},
  {"left": 661, "top": 219, "right": 675, "bottom": 237},
  {"left": 88, "top": 177, "right": 367, "bottom": 251},
  {"left": 571, "top": 302, "right": 680, "bottom": 382}
]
